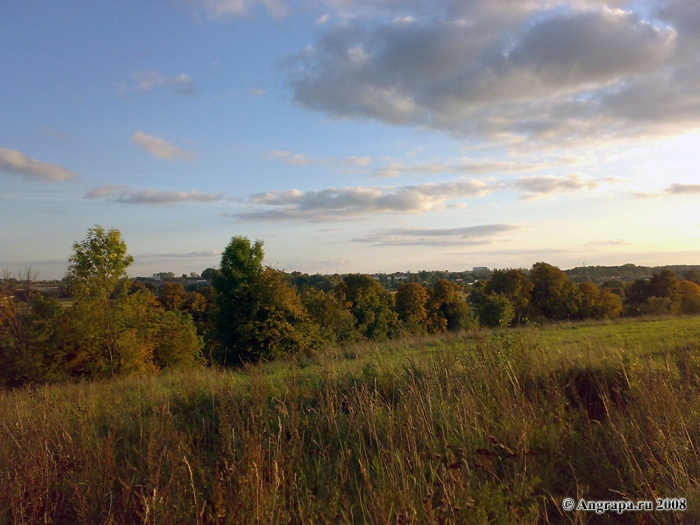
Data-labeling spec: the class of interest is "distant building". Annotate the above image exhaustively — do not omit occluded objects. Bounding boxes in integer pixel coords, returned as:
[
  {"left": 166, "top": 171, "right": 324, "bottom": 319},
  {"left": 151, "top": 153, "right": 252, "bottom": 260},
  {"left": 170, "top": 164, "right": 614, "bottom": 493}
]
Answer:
[{"left": 473, "top": 266, "right": 489, "bottom": 272}]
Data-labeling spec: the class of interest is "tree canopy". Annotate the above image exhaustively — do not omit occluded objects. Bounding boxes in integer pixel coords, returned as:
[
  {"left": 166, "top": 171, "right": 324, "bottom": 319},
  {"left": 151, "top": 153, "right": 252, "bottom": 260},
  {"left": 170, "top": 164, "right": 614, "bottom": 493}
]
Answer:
[
  {"left": 213, "top": 236, "right": 317, "bottom": 364},
  {"left": 67, "top": 225, "right": 133, "bottom": 298}
]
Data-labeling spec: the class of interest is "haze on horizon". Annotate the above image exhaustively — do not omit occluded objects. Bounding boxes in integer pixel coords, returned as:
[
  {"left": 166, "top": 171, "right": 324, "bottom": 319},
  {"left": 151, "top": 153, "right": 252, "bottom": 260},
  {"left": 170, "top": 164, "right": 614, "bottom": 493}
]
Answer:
[{"left": 1, "top": 0, "right": 699, "bottom": 280}]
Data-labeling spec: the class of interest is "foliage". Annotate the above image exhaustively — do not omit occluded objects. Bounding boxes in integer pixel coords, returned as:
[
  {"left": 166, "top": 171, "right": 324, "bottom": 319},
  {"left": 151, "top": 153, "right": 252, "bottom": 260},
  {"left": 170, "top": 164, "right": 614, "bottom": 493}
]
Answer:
[
  {"left": 287, "top": 271, "right": 342, "bottom": 292},
  {"left": 684, "top": 270, "right": 700, "bottom": 286},
  {"left": 213, "top": 237, "right": 316, "bottom": 364},
  {"left": 530, "top": 262, "right": 581, "bottom": 320},
  {"left": 483, "top": 269, "right": 532, "bottom": 324},
  {"left": 679, "top": 280, "right": 700, "bottom": 314},
  {"left": 427, "top": 279, "right": 470, "bottom": 333},
  {"left": 1, "top": 227, "right": 201, "bottom": 386},
  {"left": 66, "top": 225, "right": 134, "bottom": 298},
  {"left": 301, "top": 288, "right": 358, "bottom": 345},
  {"left": 478, "top": 292, "right": 515, "bottom": 327},
  {"left": 335, "top": 274, "right": 398, "bottom": 340},
  {"left": 625, "top": 270, "right": 682, "bottom": 316},
  {"left": 394, "top": 282, "right": 430, "bottom": 335},
  {"left": 0, "top": 293, "right": 67, "bottom": 387},
  {"left": 595, "top": 287, "right": 624, "bottom": 319},
  {"left": 565, "top": 263, "right": 700, "bottom": 283},
  {"left": 648, "top": 269, "right": 681, "bottom": 313},
  {"left": 577, "top": 282, "right": 622, "bottom": 320}
]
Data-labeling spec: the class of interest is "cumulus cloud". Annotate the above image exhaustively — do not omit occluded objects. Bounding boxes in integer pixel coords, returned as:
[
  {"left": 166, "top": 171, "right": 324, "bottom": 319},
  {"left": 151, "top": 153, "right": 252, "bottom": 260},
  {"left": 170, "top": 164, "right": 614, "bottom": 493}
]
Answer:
[
  {"left": 267, "top": 150, "right": 371, "bottom": 169},
  {"left": 131, "top": 131, "right": 195, "bottom": 161},
  {"left": 86, "top": 185, "right": 223, "bottom": 205},
  {"left": 283, "top": 2, "right": 693, "bottom": 148},
  {"left": 118, "top": 71, "right": 196, "bottom": 96},
  {"left": 239, "top": 179, "right": 498, "bottom": 221},
  {"left": 0, "top": 147, "right": 77, "bottom": 182},
  {"left": 512, "top": 173, "right": 612, "bottom": 199},
  {"left": 354, "top": 223, "right": 522, "bottom": 246}
]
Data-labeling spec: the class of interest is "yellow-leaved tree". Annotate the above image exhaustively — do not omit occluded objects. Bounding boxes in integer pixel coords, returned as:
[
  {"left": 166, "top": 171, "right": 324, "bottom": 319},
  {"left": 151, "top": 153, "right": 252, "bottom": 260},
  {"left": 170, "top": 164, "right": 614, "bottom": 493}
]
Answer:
[{"left": 65, "top": 226, "right": 201, "bottom": 376}]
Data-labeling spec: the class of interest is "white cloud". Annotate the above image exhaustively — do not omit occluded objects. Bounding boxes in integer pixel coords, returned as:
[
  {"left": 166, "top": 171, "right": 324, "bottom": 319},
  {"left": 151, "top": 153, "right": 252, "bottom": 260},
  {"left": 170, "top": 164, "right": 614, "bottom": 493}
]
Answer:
[
  {"left": 353, "top": 224, "right": 522, "bottom": 246},
  {"left": 118, "top": 71, "right": 196, "bottom": 96},
  {"left": 283, "top": 2, "right": 693, "bottom": 149},
  {"left": 372, "top": 157, "right": 569, "bottom": 178},
  {"left": 131, "top": 131, "right": 195, "bottom": 161},
  {"left": 0, "top": 147, "right": 77, "bottom": 182},
  {"left": 86, "top": 185, "right": 223, "bottom": 205},
  {"left": 512, "top": 173, "right": 611, "bottom": 199},
  {"left": 239, "top": 179, "right": 499, "bottom": 221}
]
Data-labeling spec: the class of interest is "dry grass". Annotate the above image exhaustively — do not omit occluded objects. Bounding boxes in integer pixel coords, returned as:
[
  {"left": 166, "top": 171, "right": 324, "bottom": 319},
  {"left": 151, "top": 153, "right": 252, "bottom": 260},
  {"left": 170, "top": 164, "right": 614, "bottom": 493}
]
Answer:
[{"left": 1, "top": 317, "right": 700, "bottom": 524}]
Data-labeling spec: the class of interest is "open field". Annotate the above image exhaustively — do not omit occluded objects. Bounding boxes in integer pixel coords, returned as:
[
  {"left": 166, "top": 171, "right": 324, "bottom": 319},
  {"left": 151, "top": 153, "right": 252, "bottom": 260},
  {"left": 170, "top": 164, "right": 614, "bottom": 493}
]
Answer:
[{"left": 1, "top": 316, "right": 699, "bottom": 524}]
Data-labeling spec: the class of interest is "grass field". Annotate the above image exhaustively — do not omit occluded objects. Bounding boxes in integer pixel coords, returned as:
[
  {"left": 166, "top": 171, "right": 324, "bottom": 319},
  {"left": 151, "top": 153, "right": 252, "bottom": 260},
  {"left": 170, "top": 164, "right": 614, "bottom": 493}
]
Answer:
[{"left": 1, "top": 316, "right": 699, "bottom": 524}]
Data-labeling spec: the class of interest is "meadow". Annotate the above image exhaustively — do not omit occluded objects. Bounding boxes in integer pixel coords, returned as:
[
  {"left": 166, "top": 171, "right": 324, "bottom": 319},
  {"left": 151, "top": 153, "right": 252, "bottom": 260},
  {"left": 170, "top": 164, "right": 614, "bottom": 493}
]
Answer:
[{"left": 1, "top": 316, "right": 699, "bottom": 524}]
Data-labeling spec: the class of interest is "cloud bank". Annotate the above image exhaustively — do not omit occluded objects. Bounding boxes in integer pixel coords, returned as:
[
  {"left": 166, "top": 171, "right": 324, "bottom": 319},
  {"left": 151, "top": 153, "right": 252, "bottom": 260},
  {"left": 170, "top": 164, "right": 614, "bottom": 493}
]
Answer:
[
  {"left": 283, "top": 0, "right": 699, "bottom": 149},
  {"left": 238, "top": 179, "right": 499, "bottom": 221},
  {"left": 86, "top": 185, "right": 223, "bottom": 205},
  {"left": 354, "top": 223, "right": 522, "bottom": 246},
  {"left": 0, "top": 147, "right": 77, "bottom": 182},
  {"left": 512, "top": 173, "right": 614, "bottom": 199}
]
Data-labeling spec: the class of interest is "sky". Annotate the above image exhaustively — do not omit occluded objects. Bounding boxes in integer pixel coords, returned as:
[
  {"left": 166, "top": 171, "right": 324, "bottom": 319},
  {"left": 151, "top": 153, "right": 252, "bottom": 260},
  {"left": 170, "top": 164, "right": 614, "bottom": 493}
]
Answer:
[{"left": 1, "top": 0, "right": 700, "bottom": 279}]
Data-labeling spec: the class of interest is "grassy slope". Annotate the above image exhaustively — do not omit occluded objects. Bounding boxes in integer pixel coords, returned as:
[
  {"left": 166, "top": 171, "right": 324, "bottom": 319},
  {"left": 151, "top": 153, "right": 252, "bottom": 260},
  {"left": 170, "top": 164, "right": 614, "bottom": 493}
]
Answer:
[{"left": 1, "top": 316, "right": 699, "bottom": 524}]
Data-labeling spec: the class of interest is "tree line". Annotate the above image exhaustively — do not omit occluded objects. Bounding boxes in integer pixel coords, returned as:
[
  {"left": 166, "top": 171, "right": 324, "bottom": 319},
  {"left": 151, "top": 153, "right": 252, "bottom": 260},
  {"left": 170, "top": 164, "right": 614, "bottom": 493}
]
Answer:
[{"left": 2, "top": 226, "right": 700, "bottom": 387}]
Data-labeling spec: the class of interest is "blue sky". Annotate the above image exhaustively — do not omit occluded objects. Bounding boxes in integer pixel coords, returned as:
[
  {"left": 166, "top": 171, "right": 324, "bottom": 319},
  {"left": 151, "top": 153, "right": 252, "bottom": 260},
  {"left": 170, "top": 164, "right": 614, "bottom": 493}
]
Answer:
[{"left": 2, "top": 0, "right": 700, "bottom": 279}]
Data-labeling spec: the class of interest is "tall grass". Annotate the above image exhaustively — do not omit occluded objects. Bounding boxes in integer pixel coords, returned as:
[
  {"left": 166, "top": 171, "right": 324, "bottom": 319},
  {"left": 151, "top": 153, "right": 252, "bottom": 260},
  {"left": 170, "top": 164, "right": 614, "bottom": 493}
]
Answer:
[{"left": 1, "top": 317, "right": 699, "bottom": 524}]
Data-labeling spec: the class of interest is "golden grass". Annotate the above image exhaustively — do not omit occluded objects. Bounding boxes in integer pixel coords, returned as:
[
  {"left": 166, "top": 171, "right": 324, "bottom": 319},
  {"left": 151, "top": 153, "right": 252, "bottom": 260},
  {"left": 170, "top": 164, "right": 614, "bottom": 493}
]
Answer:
[{"left": 1, "top": 317, "right": 700, "bottom": 524}]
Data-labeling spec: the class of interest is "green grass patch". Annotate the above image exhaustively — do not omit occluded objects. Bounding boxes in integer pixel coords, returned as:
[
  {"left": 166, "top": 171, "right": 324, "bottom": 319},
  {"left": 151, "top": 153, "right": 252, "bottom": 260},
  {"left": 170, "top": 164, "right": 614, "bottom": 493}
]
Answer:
[{"left": 1, "top": 316, "right": 699, "bottom": 523}]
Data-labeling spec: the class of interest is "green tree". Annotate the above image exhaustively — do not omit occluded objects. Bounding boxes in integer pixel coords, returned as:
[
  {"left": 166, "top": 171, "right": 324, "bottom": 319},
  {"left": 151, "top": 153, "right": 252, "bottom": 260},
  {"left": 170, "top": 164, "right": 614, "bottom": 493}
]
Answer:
[
  {"left": 335, "top": 274, "right": 398, "bottom": 340},
  {"left": 484, "top": 269, "right": 532, "bottom": 324},
  {"left": 213, "top": 237, "right": 316, "bottom": 364},
  {"left": 578, "top": 282, "right": 622, "bottom": 320},
  {"left": 66, "top": 226, "right": 200, "bottom": 376},
  {"left": 301, "top": 288, "right": 358, "bottom": 345},
  {"left": 427, "top": 280, "right": 470, "bottom": 333},
  {"left": 647, "top": 270, "right": 681, "bottom": 314},
  {"left": 530, "top": 262, "right": 581, "bottom": 320},
  {"left": 625, "top": 278, "right": 650, "bottom": 315},
  {"left": 478, "top": 293, "right": 515, "bottom": 328},
  {"left": 66, "top": 226, "right": 135, "bottom": 375},
  {"left": 0, "top": 292, "right": 66, "bottom": 387},
  {"left": 67, "top": 226, "right": 134, "bottom": 298},
  {"left": 596, "top": 288, "right": 623, "bottom": 319}
]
